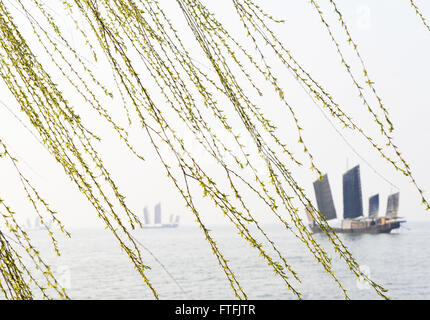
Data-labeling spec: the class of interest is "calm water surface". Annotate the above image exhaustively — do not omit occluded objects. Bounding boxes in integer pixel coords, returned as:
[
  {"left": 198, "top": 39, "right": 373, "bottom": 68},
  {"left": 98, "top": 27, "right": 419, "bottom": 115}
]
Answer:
[{"left": 23, "top": 220, "right": 430, "bottom": 299}]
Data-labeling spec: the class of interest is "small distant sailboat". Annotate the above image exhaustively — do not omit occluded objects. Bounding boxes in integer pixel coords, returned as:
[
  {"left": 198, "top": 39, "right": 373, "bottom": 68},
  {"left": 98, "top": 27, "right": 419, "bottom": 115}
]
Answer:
[
  {"left": 308, "top": 165, "right": 405, "bottom": 234},
  {"left": 142, "top": 203, "right": 180, "bottom": 229},
  {"left": 25, "top": 216, "right": 48, "bottom": 231}
]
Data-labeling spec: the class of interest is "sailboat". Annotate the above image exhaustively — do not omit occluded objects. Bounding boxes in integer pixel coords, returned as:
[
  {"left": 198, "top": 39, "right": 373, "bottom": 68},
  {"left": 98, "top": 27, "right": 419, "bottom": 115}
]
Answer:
[
  {"left": 24, "top": 216, "right": 50, "bottom": 231},
  {"left": 308, "top": 165, "right": 405, "bottom": 234},
  {"left": 142, "top": 203, "right": 180, "bottom": 229}
]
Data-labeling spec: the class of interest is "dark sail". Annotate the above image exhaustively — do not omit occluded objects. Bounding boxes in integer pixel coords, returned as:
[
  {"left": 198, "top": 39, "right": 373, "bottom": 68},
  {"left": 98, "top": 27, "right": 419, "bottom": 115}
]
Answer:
[
  {"left": 343, "top": 165, "right": 363, "bottom": 219},
  {"left": 386, "top": 192, "right": 400, "bottom": 218},
  {"left": 154, "top": 203, "right": 162, "bottom": 224},
  {"left": 143, "top": 207, "right": 150, "bottom": 225},
  {"left": 368, "top": 194, "right": 379, "bottom": 218},
  {"left": 313, "top": 174, "right": 337, "bottom": 221}
]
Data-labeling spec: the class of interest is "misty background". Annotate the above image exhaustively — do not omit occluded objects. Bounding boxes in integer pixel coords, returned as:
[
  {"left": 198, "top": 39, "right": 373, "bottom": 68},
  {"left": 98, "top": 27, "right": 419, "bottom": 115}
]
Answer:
[{"left": 0, "top": 0, "right": 429, "bottom": 230}]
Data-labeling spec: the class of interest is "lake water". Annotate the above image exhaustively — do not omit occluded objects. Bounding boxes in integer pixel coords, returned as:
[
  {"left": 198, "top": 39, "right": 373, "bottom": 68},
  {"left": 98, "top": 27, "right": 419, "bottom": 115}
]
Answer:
[{"left": 18, "top": 220, "right": 430, "bottom": 300}]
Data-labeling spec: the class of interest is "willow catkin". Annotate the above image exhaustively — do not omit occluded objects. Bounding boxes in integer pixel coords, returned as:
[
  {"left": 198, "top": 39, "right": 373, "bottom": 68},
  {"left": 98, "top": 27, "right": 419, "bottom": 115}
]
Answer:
[{"left": 410, "top": 0, "right": 430, "bottom": 32}]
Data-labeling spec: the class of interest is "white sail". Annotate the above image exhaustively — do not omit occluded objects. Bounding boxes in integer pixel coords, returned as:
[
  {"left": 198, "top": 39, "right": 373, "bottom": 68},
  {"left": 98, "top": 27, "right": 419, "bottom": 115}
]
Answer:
[{"left": 154, "top": 203, "right": 162, "bottom": 224}]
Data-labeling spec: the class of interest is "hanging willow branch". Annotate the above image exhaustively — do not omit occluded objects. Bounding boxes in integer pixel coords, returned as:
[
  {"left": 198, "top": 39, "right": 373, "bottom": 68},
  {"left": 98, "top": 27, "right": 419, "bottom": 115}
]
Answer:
[
  {"left": 0, "top": 0, "right": 426, "bottom": 300},
  {"left": 0, "top": 139, "right": 69, "bottom": 299},
  {"left": 410, "top": 0, "right": 430, "bottom": 32}
]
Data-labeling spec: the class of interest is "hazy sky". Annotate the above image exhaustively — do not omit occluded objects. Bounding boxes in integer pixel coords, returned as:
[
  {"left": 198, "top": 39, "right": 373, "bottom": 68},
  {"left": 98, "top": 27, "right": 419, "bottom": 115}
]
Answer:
[{"left": 0, "top": 0, "right": 429, "bottom": 229}]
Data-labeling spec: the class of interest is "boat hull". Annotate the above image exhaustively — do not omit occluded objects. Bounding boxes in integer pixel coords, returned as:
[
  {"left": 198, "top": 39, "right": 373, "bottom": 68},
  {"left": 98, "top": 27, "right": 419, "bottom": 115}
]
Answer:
[
  {"left": 309, "top": 219, "right": 404, "bottom": 234},
  {"left": 142, "top": 224, "right": 179, "bottom": 229}
]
